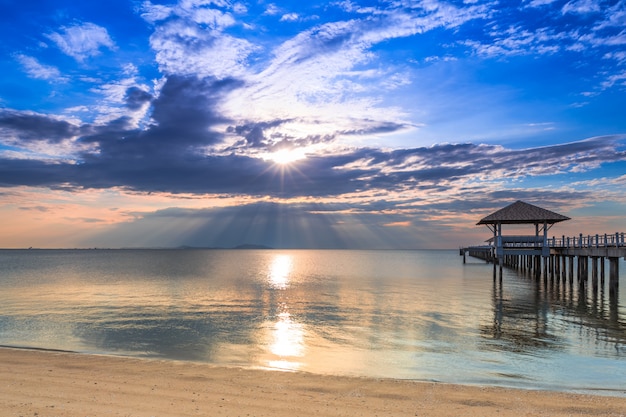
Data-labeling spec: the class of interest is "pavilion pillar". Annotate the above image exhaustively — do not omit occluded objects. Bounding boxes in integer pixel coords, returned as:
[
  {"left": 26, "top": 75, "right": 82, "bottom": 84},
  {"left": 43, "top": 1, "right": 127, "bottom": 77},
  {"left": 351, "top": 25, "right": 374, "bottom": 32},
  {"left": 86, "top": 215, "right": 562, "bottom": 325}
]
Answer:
[{"left": 496, "top": 222, "right": 503, "bottom": 265}]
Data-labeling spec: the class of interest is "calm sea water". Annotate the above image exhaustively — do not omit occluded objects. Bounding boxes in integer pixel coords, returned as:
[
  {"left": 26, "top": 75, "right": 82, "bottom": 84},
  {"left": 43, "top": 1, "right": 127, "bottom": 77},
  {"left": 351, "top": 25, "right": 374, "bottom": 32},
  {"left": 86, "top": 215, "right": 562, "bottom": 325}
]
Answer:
[{"left": 1, "top": 249, "right": 624, "bottom": 395}]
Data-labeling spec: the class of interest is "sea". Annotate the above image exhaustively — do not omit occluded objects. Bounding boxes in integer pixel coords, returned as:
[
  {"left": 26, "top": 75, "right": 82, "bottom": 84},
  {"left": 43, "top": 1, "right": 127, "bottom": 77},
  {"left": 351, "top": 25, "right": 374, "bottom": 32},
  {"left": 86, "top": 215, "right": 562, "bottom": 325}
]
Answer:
[{"left": 1, "top": 249, "right": 624, "bottom": 396}]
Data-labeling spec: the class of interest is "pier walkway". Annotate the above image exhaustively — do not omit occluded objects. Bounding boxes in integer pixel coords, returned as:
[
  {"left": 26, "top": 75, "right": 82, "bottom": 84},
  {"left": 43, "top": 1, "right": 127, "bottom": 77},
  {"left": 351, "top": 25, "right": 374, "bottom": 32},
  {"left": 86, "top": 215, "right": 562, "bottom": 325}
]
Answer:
[{"left": 460, "top": 201, "right": 626, "bottom": 293}]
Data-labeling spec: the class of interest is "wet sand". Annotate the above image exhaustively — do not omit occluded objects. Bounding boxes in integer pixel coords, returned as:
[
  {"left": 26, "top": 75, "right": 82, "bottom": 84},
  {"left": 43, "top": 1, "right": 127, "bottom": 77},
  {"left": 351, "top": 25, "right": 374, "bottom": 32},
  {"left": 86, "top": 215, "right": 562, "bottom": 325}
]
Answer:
[{"left": 1, "top": 347, "right": 625, "bottom": 416}]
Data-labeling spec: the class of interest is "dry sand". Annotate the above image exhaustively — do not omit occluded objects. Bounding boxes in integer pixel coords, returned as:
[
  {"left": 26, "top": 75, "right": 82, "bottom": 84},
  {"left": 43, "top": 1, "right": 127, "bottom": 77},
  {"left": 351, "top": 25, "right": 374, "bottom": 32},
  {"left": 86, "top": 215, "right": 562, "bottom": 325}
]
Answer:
[{"left": 1, "top": 347, "right": 625, "bottom": 417}]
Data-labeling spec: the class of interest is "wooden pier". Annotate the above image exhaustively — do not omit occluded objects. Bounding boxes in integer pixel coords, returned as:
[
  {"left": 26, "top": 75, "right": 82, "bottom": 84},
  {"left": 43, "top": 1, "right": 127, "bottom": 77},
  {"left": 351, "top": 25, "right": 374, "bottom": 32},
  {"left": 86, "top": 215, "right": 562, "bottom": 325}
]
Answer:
[{"left": 460, "top": 201, "right": 626, "bottom": 294}]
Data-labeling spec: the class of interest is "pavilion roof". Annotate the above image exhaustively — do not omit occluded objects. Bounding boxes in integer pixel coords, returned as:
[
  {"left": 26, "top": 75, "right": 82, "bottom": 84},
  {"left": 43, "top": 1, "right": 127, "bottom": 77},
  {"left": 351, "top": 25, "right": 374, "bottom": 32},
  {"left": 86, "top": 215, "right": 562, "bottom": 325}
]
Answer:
[{"left": 477, "top": 200, "right": 570, "bottom": 225}]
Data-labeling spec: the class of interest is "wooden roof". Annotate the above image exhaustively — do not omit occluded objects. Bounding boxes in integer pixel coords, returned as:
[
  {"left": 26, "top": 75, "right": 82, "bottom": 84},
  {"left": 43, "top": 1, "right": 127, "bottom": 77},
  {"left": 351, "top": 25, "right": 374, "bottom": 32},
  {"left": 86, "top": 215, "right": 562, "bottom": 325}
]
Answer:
[{"left": 477, "top": 200, "right": 570, "bottom": 225}]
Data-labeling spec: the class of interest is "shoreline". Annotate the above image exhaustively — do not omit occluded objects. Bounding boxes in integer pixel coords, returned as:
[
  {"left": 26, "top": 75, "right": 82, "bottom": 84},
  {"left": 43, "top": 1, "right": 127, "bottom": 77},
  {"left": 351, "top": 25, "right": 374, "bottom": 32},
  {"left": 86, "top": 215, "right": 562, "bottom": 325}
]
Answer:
[
  {"left": 2, "top": 347, "right": 626, "bottom": 416},
  {"left": 3, "top": 344, "right": 624, "bottom": 398}
]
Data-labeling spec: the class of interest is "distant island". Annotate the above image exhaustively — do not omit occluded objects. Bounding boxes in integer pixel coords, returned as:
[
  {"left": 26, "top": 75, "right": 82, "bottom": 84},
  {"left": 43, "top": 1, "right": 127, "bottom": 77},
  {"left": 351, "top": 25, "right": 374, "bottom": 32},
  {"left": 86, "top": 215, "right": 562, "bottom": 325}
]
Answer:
[{"left": 232, "top": 244, "right": 274, "bottom": 250}]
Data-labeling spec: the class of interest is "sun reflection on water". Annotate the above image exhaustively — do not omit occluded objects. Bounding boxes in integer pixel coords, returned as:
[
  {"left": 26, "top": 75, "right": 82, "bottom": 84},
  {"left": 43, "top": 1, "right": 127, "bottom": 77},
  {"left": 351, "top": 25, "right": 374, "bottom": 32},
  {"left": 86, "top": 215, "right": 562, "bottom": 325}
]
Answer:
[
  {"left": 268, "top": 311, "right": 305, "bottom": 370},
  {"left": 268, "top": 254, "right": 292, "bottom": 289},
  {"left": 264, "top": 254, "right": 306, "bottom": 370}
]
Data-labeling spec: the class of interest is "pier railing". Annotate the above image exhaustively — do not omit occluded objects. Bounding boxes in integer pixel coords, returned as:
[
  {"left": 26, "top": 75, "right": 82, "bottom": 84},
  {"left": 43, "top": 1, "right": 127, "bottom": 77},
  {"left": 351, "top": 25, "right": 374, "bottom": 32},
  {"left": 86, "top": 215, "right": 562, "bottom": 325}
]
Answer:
[
  {"left": 461, "top": 231, "right": 625, "bottom": 290},
  {"left": 549, "top": 232, "right": 625, "bottom": 249},
  {"left": 461, "top": 231, "right": 626, "bottom": 262},
  {"left": 478, "top": 232, "right": 626, "bottom": 249}
]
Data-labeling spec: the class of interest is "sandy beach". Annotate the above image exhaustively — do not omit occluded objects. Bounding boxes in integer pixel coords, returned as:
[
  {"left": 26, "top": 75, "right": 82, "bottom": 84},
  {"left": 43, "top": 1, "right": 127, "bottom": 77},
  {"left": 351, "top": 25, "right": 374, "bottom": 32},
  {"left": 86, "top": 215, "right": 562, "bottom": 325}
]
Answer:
[{"left": 1, "top": 347, "right": 625, "bottom": 416}]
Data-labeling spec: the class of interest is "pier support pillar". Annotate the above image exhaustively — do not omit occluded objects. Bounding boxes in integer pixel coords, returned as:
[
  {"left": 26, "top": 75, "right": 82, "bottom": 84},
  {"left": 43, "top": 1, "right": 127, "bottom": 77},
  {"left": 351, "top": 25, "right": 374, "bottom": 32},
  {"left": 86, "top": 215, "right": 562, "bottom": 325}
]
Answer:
[
  {"left": 609, "top": 257, "right": 619, "bottom": 294},
  {"left": 578, "top": 256, "right": 588, "bottom": 287},
  {"left": 591, "top": 257, "right": 598, "bottom": 293},
  {"left": 600, "top": 258, "right": 605, "bottom": 287},
  {"left": 568, "top": 256, "right": 574, "bottom": 286}
]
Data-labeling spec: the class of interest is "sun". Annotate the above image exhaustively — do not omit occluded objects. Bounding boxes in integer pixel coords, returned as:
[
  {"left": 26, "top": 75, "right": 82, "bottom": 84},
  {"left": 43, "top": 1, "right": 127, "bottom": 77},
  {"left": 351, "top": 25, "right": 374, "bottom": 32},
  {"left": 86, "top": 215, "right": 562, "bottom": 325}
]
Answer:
[{"left": 266, "top": 148, "right": 306, "bottom": 165}]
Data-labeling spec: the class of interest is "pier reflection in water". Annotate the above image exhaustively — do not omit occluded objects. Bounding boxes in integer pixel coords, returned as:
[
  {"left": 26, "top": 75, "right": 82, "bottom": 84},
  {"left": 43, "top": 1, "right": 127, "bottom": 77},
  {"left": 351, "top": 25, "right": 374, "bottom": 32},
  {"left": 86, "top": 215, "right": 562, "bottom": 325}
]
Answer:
[{"left": 487, "top": 263, "right": 624, "bottom": 357}]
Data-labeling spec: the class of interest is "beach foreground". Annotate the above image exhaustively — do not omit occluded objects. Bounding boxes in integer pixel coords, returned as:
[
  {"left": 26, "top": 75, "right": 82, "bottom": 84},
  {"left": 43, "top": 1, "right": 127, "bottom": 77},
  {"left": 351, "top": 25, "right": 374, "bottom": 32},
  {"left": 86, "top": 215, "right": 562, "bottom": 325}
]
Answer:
[{"left": 1, "top": 347, "right": 624, "bottom": 417}]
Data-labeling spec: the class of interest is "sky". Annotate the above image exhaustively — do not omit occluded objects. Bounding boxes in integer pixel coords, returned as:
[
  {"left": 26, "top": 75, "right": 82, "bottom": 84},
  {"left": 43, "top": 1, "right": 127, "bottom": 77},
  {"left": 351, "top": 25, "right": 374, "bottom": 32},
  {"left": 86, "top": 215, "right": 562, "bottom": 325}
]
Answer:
[{"left": 1, "top": 0, "right": 625, "bottom": 249}]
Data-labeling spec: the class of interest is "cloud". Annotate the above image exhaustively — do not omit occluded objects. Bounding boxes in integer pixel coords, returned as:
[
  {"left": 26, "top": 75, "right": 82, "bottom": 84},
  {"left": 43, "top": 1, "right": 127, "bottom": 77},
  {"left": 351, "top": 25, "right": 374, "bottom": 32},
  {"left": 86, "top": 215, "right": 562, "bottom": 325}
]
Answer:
[
  {"left": 139, "top": 0, "right": 491, "bottom": 147},
  {"left": 141, "top": 1, "right": 256, "bottom": 79},
  {"left": 46, "top": 22, "right": 116, "bottom": 62},
  {"left": 149, "top": 18, "right": 256, "bottom": 79},
  {"left": 19, "top": 205, "right": 49, "bottom": 212},
  {"left": 280, "top": 13, "right": 300, "bottom": 22},
  {"left": 562, "top": 0, "right": 602, "bottom": 15},
  {"left": 526, "top": 0, "right": 559, "bottom": 7},
  {"left": 2, "top": 91, "right": 625, "bottom": 200},
  {"left": 125, "top": 87, "right": 153, "bottom": 110},
  {"left": 15, "top": 55, "right": 65, "bottom": 82},
  {"left": 0, "top": 110, "right": 80, "bottom": 144},
  {"left": 601, "top": 71, "right": 626, "bottom": 89},
  {"left": 594, "top": 1, "right": 626, "bottom": 30},
  {"left": 264, "top": 4, "right": 281, "bottom": 16}
]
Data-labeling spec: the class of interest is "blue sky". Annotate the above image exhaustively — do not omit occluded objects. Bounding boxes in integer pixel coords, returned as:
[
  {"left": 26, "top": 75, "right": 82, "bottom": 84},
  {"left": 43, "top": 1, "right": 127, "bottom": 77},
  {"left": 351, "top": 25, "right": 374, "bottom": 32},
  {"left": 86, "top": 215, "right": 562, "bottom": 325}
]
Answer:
[{"left": 0, "top": 0, "right": 625, "bottom": 249}]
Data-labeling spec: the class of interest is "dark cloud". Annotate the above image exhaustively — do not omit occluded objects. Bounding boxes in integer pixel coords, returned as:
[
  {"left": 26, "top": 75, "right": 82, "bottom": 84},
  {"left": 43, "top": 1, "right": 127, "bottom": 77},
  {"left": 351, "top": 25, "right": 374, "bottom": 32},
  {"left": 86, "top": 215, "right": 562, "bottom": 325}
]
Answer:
[
  {"left": 79, "top": 76, "right": 240, "bottom": 156},
  {"left": 1, "top": 129, "right": 625, "bottom": 198},
  {"left": 228, "top": 119, "right": 290, "bottom": 148},
  {"left": 0, "top": 159, "right": 74, "bottom": 187},
  {"left": 339, "top": 120, "right": 409, "bottom": 136},
  {"left": 1, "top": 72, "right": 625, "bottom": 200},
  {"left": 19, "top": 205, "right": 49, "bottom": 212},
  {"left": 124, "top": 87, "right": 153, "bottom": 110},
  {"left": 0, "top": 110, "right": 79, "bottom": 143}
]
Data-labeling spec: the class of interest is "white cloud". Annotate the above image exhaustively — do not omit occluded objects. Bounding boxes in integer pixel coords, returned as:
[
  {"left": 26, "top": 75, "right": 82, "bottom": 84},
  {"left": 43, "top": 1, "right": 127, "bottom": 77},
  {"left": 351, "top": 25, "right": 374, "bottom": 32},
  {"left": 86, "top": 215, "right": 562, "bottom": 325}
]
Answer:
[
  {"left": 192, "top": 7, "right": 236, "bottom": 28},
  {"left": 280, "top": 13, "right": 299, "bottom": 22},
  {"left": 83, "top": 63, "right": 152, "bottom": 125},
  {"left": 233, "top": 3, "right": 247, "bottom": 14},
  {"left": 264, "top": 4, "right": 281, "bottom": 16},
  {"left": 604, "top": 51, "right": 626, "bottom": 64},
  {"left": 141, "top": 0, "right": 235, "bottom": 28},
  {"left": 562, "top": 0, "right": 601, "bottom": 15},
  {"left": 465, "top": 25, "right": 567, "bottom": 57},
  {"left": 526, "top": 0, "right": 558, "bottom": 7},
  {"left": 140, "top": 1, "right": 174, "bottom": 23},
  {"left": 594, "top": 1, "right": 626, "bottom": 29},
  {"left": 46, "top": 22, "right": 116, "bottom": 62},
  {"left": 141, "top": 0, "right": 255, "bottom": 79},
  {"left": 216, "top": 1, "right": 490, "bottom": 148},
  {"left": 16, "top": 54, "right": 65, "bottom": 81},
  {"left": 150, "top": 19, "right": 256, "bottom": 78},
  {"left": 600, "top": 70, "right": 626, "bottom": 90}
]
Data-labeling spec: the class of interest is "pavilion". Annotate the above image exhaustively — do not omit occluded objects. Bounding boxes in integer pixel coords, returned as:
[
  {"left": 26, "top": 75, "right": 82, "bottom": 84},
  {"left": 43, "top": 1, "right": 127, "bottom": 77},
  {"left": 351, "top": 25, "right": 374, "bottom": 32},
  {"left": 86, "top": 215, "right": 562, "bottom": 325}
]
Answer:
[{"left": 477, "top": 200, "right": 570, "bottom": 262}]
